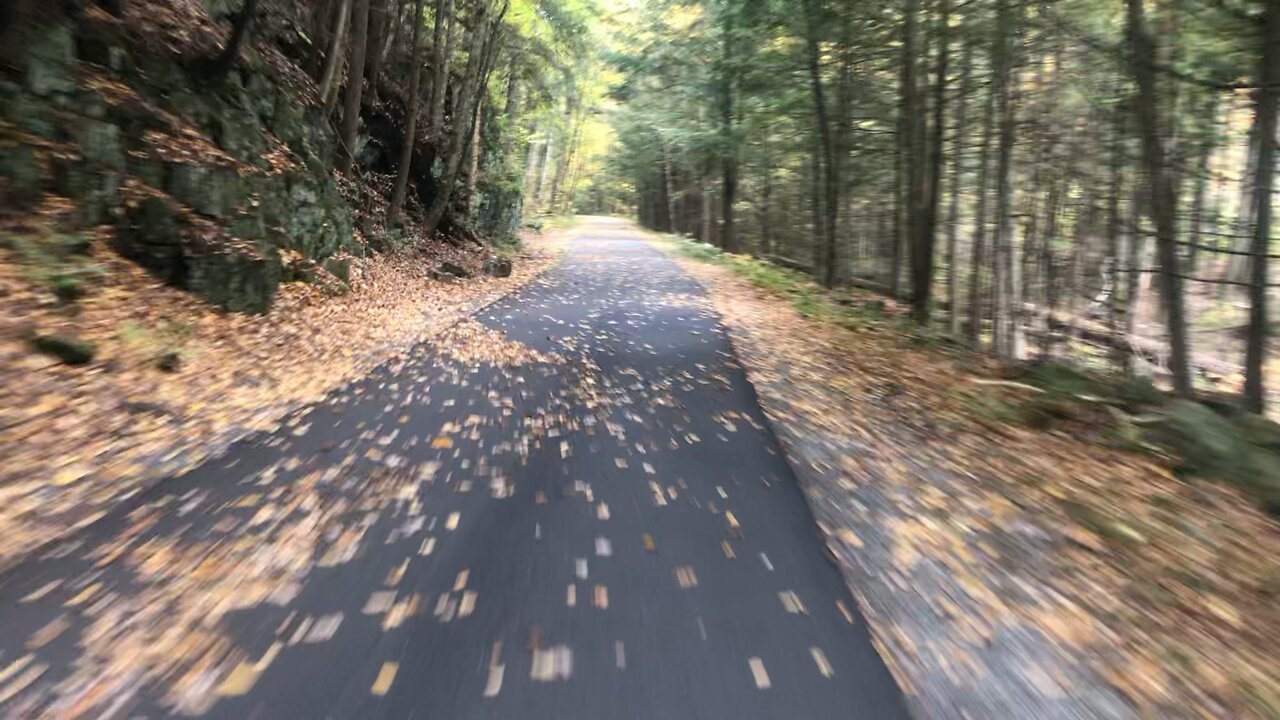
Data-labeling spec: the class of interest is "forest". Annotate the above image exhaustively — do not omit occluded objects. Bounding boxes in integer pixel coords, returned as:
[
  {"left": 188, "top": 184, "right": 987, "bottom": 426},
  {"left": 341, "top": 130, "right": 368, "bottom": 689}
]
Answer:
[
  {"left": 3, "top": 0, "right": 1280, "bottom": 717},
  {"left": 593, "top": 0, "right": 1280, "bottom": 414}
]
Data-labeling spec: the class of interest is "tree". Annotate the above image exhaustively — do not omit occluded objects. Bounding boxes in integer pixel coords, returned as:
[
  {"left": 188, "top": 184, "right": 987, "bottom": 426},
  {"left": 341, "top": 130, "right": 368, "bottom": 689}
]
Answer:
[
  {"left": 1244, "top": 1, "right": 1279, "bottom": 412},
  {"left": 421, "top": 0, "right": 510, "bottom": 237},
  {"left": 1125, "top": 0, "right": 1193, "bottom": 397},
  {"left": 428, "top": 0, "right": 453, "bottom": 140},
  {"left": 389, "top": 0, "right": 427, "bottom": 227},
  {"left": 317, "top": 0, "right": 354, "bottom": 111},
  {"left": 202, "top": 0, "right": 260, "bottom": 81},
  {"left": 337, "top": 0, "right": 373, "bottom": 174}
]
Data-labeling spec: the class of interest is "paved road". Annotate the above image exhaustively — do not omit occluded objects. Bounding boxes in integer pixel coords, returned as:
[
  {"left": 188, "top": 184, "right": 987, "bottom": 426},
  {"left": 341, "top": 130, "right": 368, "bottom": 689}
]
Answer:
[{"left": 0, "top": 219, "right": 909, "bottom": 719}]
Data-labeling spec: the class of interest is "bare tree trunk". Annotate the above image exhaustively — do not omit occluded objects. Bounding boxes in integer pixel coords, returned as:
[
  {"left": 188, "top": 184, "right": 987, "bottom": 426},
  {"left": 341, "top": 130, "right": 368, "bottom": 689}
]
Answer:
[
  {"left": 465, "top": 95, "right": 484, "bottom": 214},
  {"left": 967, "top": 58, "right": 996, "bottom": 347},
  {"left": 317, "top": 0, "right": 353, "bottom": 111},
  {"left": 336, "top": 0, "right": 371, "bottom": 174},
  {"left": 803, "top": 0, "right": 839, "bottom": 286},
  {"left": 427, "top": 0, "right": 452, "bottom": 140},
  {"left": 720, "top": 2, "right": 738, "bottom": 253},
  {"left": 948, "top": 38, "right": 971, "bottom": 339},
  {"left": 536, "top": 137, "right": 554, "bottom": 211},
  {"left": 1107, "top": 106, "right": 1126, "bottom": 371},
  {"left": 811, "top": 129, "right": 825, "bottom": 271},
  {"left": 1244, "top": 1, "right": 1279, "bottom": 413},
  {"left": 703, "top": 177, "right": 714, "bottom": 245},
  {"left": 662, "top": 140, "right": 680, "bottom": 235},
  {"left": 991, "top": 0, "right": 1018, "bottom": 358},
  {"left": 899, "top": 0, "right": 921, "bottom": 300},
  {"left": 204, "top": 0, "right": 260, "bottom": 81},
  {"left": 759, "top": 161, "right": 773, "bottom": 254},
  {"left": 523, "top": 135, "right": 543, "bottom": 200},
  {"left": 364, "top": 0, "right": 389, "bottom": 105},
  {"left": 915, "top": 0, "right": 948, "bottom": 324},
  {"left": 1126, "top": 0, "right": 1194, "bottom": 397},
  {"left": 387, "top": 0, "right": 426, "bottom": 227},
  {"left": 1230, "top": 114, "right": 1262, "bottom": 284},
  {"left": 1187, "top": 94, "right": 1217, "bottom": 274}
]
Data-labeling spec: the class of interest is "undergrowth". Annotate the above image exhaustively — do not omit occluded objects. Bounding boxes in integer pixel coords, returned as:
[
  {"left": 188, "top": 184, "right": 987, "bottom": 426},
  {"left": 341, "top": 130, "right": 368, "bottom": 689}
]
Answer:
[{"left": 662, "top": 232, "right": 1280, "bottom": 514}]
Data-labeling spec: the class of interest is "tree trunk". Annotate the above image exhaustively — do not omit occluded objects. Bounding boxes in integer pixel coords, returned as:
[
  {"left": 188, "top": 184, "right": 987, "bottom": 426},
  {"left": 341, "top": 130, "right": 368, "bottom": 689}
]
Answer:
[
  {"left": 1244, "top": 1, "right": 1279, "bottom": 413},
  {"left": 465, "top": 95, "right": 484, "bottom": 214},
  {"left": 387, "top": 0, "right": 426, "bottom": 227},
  {"left": 317, "top": 0, "right": 352, "bottom": 111},
  {"left": 703, "top": 178, "right": 714, "bottom": 245},
  {"left": 966, "top": 55, "right": 996, "bottom": 347},
  {"left": 899, "top": 0, "right": 920, "bottom": 300},
  {"left": 1126, "top": 0, "right": 1194, "bottom": 397},
  {"left": 804, "top": 0, "right": 839, "bottom": 287},
  {"left": 204, "top": 0, "right": 260, "bottom": 81},
  {"left": 915, "top": 0, "right": 948, "bottom": 324},
  {"left": 662, "top": 140, "right": 680, "bottom": 235},
  {"left": 1107, "top": 105, "right": 1126, "bottom": 371},
  {"left": 720, "top": 1, "right": 738, "bottom": 253},
  {"left": 947, "top": 38, "right": 970, "bottom": 339},
  {"left": 427, "top": 0, "right": 452, "bottom": 140},
  {"left": 536, "top": 137, "right": 554, "bottom": 211},
  {"left": 1230, "top": 109, "right": 1263, "bottom": 284},
  {"left": 336, "top": 0, "right": 371, "bottom": 174},
  {"left": 759, "top": 162, "right": 773, "bottom": 254},
  {"left": 991, "top": 0, "right": 1018, "bottom": 358},
  {"left": 1187, "top": 94, "right": 1217, "bottom": 274},
  {"left": 364, "top": 0, "right": 389, "bottom": 105}
]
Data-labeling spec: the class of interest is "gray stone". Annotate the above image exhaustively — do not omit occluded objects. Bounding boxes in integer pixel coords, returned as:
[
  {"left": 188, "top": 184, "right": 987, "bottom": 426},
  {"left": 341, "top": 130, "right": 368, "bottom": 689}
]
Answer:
[
  {"left": 25, "top": 25, "right": 76, "bottom": 97},
  {"left": 323, "top": 256, "right": 352, "bottom": 283},
  {"left": 438, "top": 261, "right": 472, "bottom": 279},
  {"left": 75, "top": 119, "right": 125, "bottom": 171},
  {"left": 186, "top": 242, "right": 282, "bottom": 314},
  {"left": 0, "top": 144, "right": 44, "bottom": 210},
  {"left": 484, "top": 257, "right": 513, "bottom": 278}
]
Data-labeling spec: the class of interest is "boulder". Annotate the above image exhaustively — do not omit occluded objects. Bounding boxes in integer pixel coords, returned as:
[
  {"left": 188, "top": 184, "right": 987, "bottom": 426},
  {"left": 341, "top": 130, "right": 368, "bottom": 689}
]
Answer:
[
  {"left": 438, "top": 261, "right": 472, "bottom": 279},
  {"left": 185, "top": 239, "right": 281, "bottom": 314},
  {"left": 484, "top": 257, "right": 513, "bottom": 278},
  {"left": 24, "top": 25, "right": 76, "bottom": 97},
  {"left": 32, "top": 333, "right": 95, "bottom": 365}
]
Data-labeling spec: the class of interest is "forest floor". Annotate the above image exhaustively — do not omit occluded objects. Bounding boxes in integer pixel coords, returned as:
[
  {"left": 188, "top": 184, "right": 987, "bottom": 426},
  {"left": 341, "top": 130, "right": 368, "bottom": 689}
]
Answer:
[
  {"left": 0, "top": 223, "right": 572, "bottom": 572},
  {"left": 653, "top": 231, "right": 1280, "bottom": 719}
]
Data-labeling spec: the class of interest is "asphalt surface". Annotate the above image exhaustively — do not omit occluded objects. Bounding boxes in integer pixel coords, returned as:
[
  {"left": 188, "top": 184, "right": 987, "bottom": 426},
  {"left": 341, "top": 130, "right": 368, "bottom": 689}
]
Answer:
[{"left": 0, "top": 220, "right": 909, "bottom": 719}]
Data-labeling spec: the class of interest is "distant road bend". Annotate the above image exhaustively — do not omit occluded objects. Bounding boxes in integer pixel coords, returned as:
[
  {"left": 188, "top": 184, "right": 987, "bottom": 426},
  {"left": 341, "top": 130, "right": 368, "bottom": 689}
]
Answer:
[{"left": 0, "top": 217, "right": 910, "bottom": 719}]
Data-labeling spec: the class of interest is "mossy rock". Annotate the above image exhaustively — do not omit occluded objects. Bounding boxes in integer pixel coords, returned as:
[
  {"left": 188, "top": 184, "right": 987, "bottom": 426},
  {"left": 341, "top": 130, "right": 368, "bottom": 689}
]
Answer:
[
  {"left": 323, "top": 255, "right": 352, "bottom": 283},
  {"left": 186, "top": 242, "right": 281, "bottom": 314},
  {"left": 166, "top": 163, "right": 240, "bottom": 218},
  {"left": 73, "top": 118, "right": 125, "bottom": 171},
  {"left": 115, "top": 195, "right": 185, "bottom": 282},
  {"left": 52, "top": 161, "right": 121, "bottom": 225},
  {"left": 32, "top": 333, "right": 95, "bottom": 365},
  {"left": 1237, "top": 412, "right": 1280, "bottom": 454},
  {"left": 1026, "top": 361, "right": 1108, "bottom": 399},
  {"left": 3, "top": 92, "right": 58, "bottom": 138},
  {"left": 0, "top": 142, "right": 44, "bottom": 210},
  {"left": 1117, "top": 375, "right": 1165, "bottom": 411},
  {"left": 24, "top": 24, "right": 76, "bottom": 97},
  {"left": 1150, "top": 400, "right": 1280, "bottom": 512}
]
